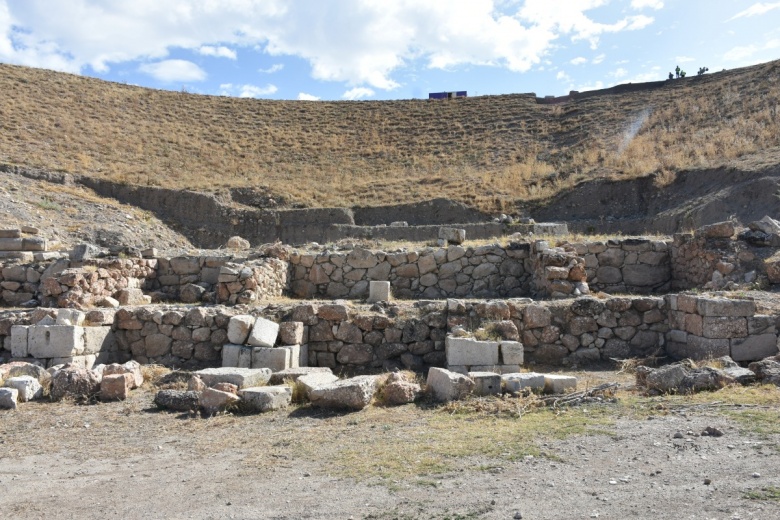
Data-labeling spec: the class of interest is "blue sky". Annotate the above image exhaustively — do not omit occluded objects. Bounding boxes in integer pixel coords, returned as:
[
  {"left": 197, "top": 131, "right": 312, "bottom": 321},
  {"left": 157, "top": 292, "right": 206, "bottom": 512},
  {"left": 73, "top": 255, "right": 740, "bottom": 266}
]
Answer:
[{"left": 1, "top": 1, "right": 779, "bottom": 100}]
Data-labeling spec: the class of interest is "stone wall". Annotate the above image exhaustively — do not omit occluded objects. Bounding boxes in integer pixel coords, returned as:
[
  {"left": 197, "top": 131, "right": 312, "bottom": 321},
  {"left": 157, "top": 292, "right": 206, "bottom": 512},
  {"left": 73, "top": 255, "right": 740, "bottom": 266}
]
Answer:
[{"left": 574, "top": 238, "right": 672, "bottom": 294}]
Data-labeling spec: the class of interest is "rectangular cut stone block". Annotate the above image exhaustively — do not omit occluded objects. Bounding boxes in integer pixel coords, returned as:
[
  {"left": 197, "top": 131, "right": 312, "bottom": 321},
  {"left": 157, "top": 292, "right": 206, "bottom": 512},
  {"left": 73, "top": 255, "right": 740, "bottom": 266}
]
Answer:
[
  {"left": 500, "top": 341, "right": 524, "bottom": 365},
  {"left": 239, "top": 386, "right": 292, "bottom": 413},
  {"left": 543, "top": 374, "right": 577, "bottom": 394},
  {"left": 678, "top": 336, "right": 731, "bottom": 360},
  {"left": 10, "top": 325, "right": 29, "bottom": 358},
  {"left": 28, "top": 325, "right": 85, "bottom": 358},
  {"left": 222, "top": 344, "right": 242, "bottom": 367},
  {"left": 669, "top": 330, "right": 688, "bottom": 344},
  {"left": 748, "top": 315, "right": 776, "bottom": 335},
  {"left": 468, "top": 371, "right": 502, "bottom": 396},
  {"left": 279, "top": 322, "right": 304, "bottom": 345},
  {"left": 22, "top": 237, "right": 47, "bottom": 251},
  {"left": 251, "top": 347, "right": 291, "bottom": 372},
  {"left": 445, "top": 337, "right": 500, "bottom": 366},
  {"left": 0, "top": 238, "right": 23, "bottom": 251},
  {"left": 83, "top": 327, "right": 116, "bottom": 355},
  {"left": 49, "top": 355, "right": 96, "bottom": 370},
  {"left": 702, "top": 317, "right": 748, "bottom": 339},
  {"left": 0, "top": 229, "right": 21, "bottom": 238},
  {"left": 56, "top": 309, "right": 86, "bottom": 326},
  {"left": 100, "top": 373, "right": 134, "bottom": 401},
  {"left": 368, "top": 281, "right": 390, "bottom": 303},
  {"left": 696, "top": 298, "right": 756, "bottom": 317},
  {"left": 731, "top": 334, "right": 779, "bottom": 362},
  {"left": 281, "top": 344, "right": 301, "bottom": 369},
  {"left": 676, "top": 295, "right": 698, "bottom": 314},
  {"left": 196, "top": 367, "right": 272, "bottom": 389},
  {"left": 247, "top": 317, "right": 279, "bottom": 348},
  {"left": 299, "top": 344, "right": 309, "bottom": 367},
  {"left": 297, "top": 372, "right": 340, "bottom": 399},
  {"left": 502, "top": 372, "right": 545, "bottom": 393},
  {"left": 238, "top": 347, "right": 252, "bottom": 368}
]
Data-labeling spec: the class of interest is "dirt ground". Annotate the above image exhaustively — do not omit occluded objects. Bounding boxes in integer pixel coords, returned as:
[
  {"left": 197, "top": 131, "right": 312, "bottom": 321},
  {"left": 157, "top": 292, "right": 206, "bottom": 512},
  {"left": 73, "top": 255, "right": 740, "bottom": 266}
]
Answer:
[{"left": 2, "top": 371, "right": 780, "bottom": 520}]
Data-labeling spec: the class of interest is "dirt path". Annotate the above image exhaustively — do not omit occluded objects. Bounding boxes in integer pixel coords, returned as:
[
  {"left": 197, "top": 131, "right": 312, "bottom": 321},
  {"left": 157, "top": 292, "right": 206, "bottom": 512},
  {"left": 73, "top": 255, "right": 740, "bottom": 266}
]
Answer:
[{"left": 2, "top": 386, "right": 780, "bottom": 520}]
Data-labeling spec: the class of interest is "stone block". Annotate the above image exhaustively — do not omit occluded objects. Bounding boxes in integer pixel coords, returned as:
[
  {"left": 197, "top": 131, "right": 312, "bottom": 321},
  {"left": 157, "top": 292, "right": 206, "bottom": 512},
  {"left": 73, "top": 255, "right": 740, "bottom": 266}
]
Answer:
[
  {"left": 500, "top": 341, "right": 524, "bottom": 365},
  {"left": 309, "top": 375, "right": 378, "bottom": 410},
  {"left": 246, "top": 317, "right": 279, "bottom": 348},
  {"left": 281, "top": 344, "right": 301, "bottom": 369},
  {"left": 221, "top": 343, "right": 242, "bottom": 368},
  {"left": 445, "top": 336, "right": 500, "bottom": 366},
  {"left": 83, "top": 327, "right": 116, "bottom": 355},
  {"left": 622, "top": 264, "right": 670, "bottom": 287},
  {"left": 502, "top": 372, "right": 545, "bottom": 393},
  {"left": 251, "top": 347, "right": 291, "bottom": 372},
  {"left": 10, "top": 325, "right": 29, "bottom": 358},
  {"left": 56, "top": 309, "right": 86, "bottom": 326},
  {"left": 0, "top": 387, "right": 18, "bottom": 410},
  {"left": 239, "top": 386, "right": 292, "bottom": 412},
  {"left": 748, "top": 315, "right": 777, "bottom": 335},
  {"left": 674, "top": 336, "right": 730, "bottom": 361},
  {"left": 702, "top": 317, "right": 748, "bottom": 339},
  {"left": 227, "top": 315, "right": 254, "bottom": 345},
  {"left": 368, "top": 281, "right": 390, "bottom": 303},
  {"left": 154, "top": 390, "right": 199, "bottom": 411},
  {"left": 116, "top": 288, "right": 147, "bottom": 305},
  {"left": 447, "top": 365, "right": 468, "bottom": 375},
  {"left": 426, "top": 367, "right": 474, "bottom": 402},
  {"left": 5, "top": 375, "right": 42, "bottom": 402},
  {"left": 438, "top": 227, "right": 466, "bottom": 245},
  {"left": 100, "top": 373, "right": 134, "bottom": 401},
  {"left": 22, "top": 237, "right": 47, "bottom": 251},
  {"left": 199, "top": 387, "right": 240, "bottom": 414},
  {"left": 669, "top": 330, "right": 688, "bottom": 344},
  {"left": 268, "top": 367, "right": 333, "bottom": 385},
  {"left": 523, "top": 305, "right": 552, "bottom": 328},
  {"left": 0, "top": 238, "right": 23, "bottom": 251},
  {"left": 731, "top": 334, "right": 779, "bottom": 362},
  {"left": 103, "top": 361, "right": 143, "bottom": 388},
  {"left": 28, "top": 325, "right": 85, "bottom": 358},
  {"left": 50, "top": 366, "right": 101, "bottom": 401},
  {"left": 0, "top": 228, "right": 21, "bottom": 238},
  {"left": 49, "top": 355, "right": 97, "bottom": 370},
  {"left": 279, "top": 322, "right": 304, "bottom": 345},
  {"left": 195, "top": 367, "right": 272, "bottom": 389},
  {"left": 468, "top": 371, "right": 502, "bottom": 396},
  {"left": 297, "top": 372, "right": 340, "bottom": 399},
  {"left": 543, "top": 374, "right": 577, "bottom": 394},
  {"left": 696, "top": 298, "right": 756, "bottom": 317}
]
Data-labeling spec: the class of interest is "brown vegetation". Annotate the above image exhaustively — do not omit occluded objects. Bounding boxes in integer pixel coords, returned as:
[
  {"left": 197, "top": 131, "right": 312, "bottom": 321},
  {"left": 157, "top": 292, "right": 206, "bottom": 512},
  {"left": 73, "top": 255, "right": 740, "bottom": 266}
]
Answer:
[{"left": 1, "top": 60, "right": 779, "bottom": 212}]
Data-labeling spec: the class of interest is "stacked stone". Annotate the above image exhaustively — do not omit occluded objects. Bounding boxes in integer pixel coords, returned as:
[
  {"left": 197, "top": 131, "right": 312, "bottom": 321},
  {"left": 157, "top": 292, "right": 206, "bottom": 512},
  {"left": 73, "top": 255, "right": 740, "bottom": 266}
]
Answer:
[
  {"left": 0, "top": 264, "right": 44, "bottom": 306},
  {"left": 667, "top": 295, "right": 779, "bottom": 362},
  {"left": 289, "top": 244, "right": 532, "bottom": 300},
  {"left": 221, "top": 315, "right": 304, "bottom": 371},
  {"left": 114, "top": 306, "right": 234, "bottom": 368},
  {"left": 0, "top": 228, "right": 49, "bottom": 263},
  {"left": 215, "top": 259, "right": 288, "bottom": 305},
  {"left": 39, "top": 258, "right": 156, "bottom": 309},
  {"left": 531, "top": 241, "right": 589, "bottom": 298},
  {"left": 154, "top": 256, "right": 225, "bottom": 301},
  {"left": 577, "top": 238, "right": 671, "bottom": 294},
  {"left": 296, "top": 302, "right": 449, "bottom": 371}
]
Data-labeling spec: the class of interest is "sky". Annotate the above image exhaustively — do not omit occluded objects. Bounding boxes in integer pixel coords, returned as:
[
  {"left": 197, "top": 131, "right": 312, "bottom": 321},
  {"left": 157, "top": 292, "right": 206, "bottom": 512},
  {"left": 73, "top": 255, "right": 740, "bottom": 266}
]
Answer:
[{"left": 0, "top": 1, "right": 778, "bottom": 101}]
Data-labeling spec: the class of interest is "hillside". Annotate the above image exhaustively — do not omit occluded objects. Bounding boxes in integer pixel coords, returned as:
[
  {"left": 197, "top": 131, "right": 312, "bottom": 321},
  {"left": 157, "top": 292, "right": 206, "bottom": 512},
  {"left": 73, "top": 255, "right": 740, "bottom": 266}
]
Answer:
[{"left": 1, "top": 60, "right": 779, "bottom": 214}]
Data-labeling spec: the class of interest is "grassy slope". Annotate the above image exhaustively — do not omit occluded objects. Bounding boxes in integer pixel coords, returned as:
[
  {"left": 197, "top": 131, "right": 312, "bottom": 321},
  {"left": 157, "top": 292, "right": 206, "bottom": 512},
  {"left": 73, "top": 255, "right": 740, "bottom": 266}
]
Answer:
[{"left": 0, "top": 60, "right": 779, "bottom": 212}]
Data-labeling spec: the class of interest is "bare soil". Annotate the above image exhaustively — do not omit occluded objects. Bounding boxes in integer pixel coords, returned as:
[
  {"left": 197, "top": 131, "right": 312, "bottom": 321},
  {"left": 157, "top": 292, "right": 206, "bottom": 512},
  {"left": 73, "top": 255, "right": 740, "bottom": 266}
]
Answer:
[{"left": 2, "top": 372, "right": 780, "bottom": 519}]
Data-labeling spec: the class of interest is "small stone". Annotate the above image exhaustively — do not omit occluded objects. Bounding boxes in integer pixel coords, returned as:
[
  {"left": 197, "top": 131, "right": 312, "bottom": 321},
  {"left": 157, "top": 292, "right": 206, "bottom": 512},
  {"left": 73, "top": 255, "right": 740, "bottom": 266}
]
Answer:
[
  {"left": 752, "top": 472, "right": 761, "bottom": 478},
  {"left": 704, "top": 478, "right": 712, "bottom": 485},
  {"left": 673, "top": 432, "right": 684, "bottom": 439},
  {"left": 702, "top": 426, "right": 724, "bottom": 437}
]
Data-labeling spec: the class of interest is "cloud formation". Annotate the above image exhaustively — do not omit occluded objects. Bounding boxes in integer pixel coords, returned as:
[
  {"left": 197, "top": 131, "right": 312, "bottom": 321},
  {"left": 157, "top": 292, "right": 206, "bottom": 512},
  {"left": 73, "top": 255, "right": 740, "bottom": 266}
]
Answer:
[
  {"left": 139, "top": 59, "right": 206, "bottom": 82},
  {"left": 343, "top": 87, "right": 375, "bottom": 100},
  {"left": 0, "top": 0, "right": 657, "bottom": 91},
  {"left": 728, "top": 2, "right": 780, "bottom": 20}
]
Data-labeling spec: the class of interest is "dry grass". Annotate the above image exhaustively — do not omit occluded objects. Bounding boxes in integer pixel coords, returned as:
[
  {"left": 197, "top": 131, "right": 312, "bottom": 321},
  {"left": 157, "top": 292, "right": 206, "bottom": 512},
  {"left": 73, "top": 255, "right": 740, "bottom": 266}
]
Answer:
[{"left": 1, "top": 60, "right": 779, "bottom": 213}]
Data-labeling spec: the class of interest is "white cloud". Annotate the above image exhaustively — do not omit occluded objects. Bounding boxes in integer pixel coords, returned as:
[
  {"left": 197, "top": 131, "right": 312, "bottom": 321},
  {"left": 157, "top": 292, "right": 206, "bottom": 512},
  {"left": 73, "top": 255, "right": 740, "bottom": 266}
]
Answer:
[
  {"left": 570, "top": 56, "right": 588, "bottom": 65},
  {"left": 198, "top": 45, "right": 236, "bottom": 60},
  {"left": 729, "top": 2, "right": 780, "bottom": 21},
  {"left": 139, "top": 59, "right": 206, "bottom": 82},
  {"left": 218, "top": 82, "right": 277, "bottom": 98},
  {"left": 723, "top": 38, "right": 780, "bottom": 61},
  {"left": 675, "top": 55, "right": 695, "bottom": 63},
  {"left": 592, "top": 53, "right": 606, "bottom": 64},
  {"left": 297, "top": 92, "right": 320, "bottom": 101},
  {"left": 577, "top": 80, "right": 604, "bottom": 92},
  {"left": 609, "top": 67, "right": 628, "bottom": 78},
  {"left": 556, "top": 70, "right": 570, "bottom": 81},
  {"left": 631, "top": 0, "right": 664, "bottom": 9},
  {"left": 0, "top": 0, "right": 660, "bottom": 91},
  {"left": 259, "top": 63, "right": 284, "bottom": 74},
  {"left": 343, "top": 87, "right": 375, "bottom": 100}
]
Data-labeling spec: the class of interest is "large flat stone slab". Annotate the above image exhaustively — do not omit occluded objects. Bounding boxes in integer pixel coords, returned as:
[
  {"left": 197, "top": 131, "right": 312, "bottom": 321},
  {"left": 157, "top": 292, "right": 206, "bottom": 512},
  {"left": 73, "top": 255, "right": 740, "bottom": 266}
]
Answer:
[
  {"left": 502, "top": 372, "right": 545, "bottom": 393},
  {"left": 28, "top": 326, "right": 85, "bottom": 358},
  {"left": 731, "top": 334, "right": 779, "bottom": 362},
  {"left": 297, "top": 372, "right": 340, "bottom": 399},
  {"left": 309, "top": 375, "right": 379, "bottom": 410},
  {"left": 445, "top": 337, "right": 499, "bottom": 366},
  {"left": 426, "top": 367, "right": 474, "bottom": 402},
  {"left": 268, "top": 367, "right": 333, "bottom": 385},
  {"left": 195, "top": 367, "right": 271, "bottom": 389},
  {"left": 239, "top": 386, "right": 292, "bottom": 413},
  {"left": 251, "top": 347, "right": 291, "bottom": 372}
]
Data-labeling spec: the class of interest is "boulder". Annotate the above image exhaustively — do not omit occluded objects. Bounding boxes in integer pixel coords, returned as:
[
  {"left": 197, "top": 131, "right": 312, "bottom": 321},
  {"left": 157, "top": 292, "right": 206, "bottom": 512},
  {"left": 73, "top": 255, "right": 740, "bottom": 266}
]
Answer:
[
  {"left": 748, "top": 359, "right": 780, "bottom": 386},
  {"left": 749, "top": 215, "right": 780, "bottom": 235},
  {"left": 226, "top": 236, "right": 251, "bottom": 250},
  {"left": 100, "top": 373, "right": 134, "bottom": 401},
  {"left": 0, "top": 387, "right": 18, "bottom": 410},
  {"left": 239, "top": 386, "right": 292, "bottom": 412},
  {"left": 154, "top": 390, "right": 200, "bottom": 412},
  {"left": 381, "top": 380, "right": 422, "bottom": 405},
  {"left": 50, "top": 365, "right": 101, "bottom": 401},
  {"left": 426, "top": 367, "right": 474, "bottom": 402},
  {"left": 195, "top": 367, "right": 271, "bottom": 389},
  {"left": 4, "top": 375, "right": 43, "bottom": 402},
  {"left": 188, "top": 375, "right": 207, "bottom": 392},
  {"left": 310, "top": 375, "right": 378, "bottom": 410},
  {"left": 639, "top": 363, "right": 735, "bottom": 394},
  {"left": 0, "top": 361, "right": 51, "bottom": 392},
  {"left": 180, "top": 283, "right": 206, "bottom": 303},
  {"left": 199, "top": 387, "right": 241, "bottom": 414},
  {"left": 103, "top": 360, "right": 143, "bottom": 389},
  {"left": 438, "top": 227, "right": 466, "bottom": 245}
]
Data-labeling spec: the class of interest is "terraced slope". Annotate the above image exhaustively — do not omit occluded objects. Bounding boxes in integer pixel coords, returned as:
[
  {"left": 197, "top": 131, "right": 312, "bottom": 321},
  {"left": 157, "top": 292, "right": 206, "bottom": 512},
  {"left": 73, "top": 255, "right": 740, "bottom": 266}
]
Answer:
[{"left": 0, "top": 60, "right": 779, "bottom": 213}]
